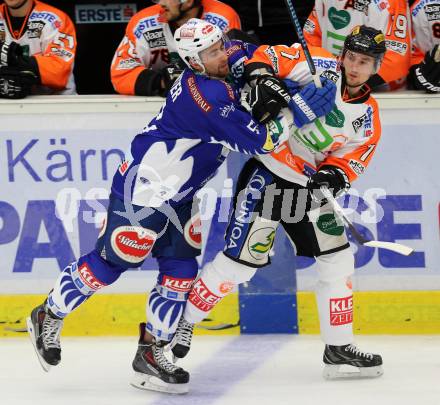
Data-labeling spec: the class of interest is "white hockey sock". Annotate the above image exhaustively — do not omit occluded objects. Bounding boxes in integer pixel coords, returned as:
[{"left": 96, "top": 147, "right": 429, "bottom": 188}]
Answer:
[
  {"left": 315, "top": 249, "right": 355, "bottom": 346},
  {"left": 183, "top": 252, "right": 257, "bottom": 324},
  {"left": 316, "top": 277, "right": 354, "bottom": 345}
]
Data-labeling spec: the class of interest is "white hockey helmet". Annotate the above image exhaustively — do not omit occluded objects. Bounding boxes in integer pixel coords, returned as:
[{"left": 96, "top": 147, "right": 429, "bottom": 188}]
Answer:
[{"left": 174, "top": 18, "right": 224, "bottom": 73}]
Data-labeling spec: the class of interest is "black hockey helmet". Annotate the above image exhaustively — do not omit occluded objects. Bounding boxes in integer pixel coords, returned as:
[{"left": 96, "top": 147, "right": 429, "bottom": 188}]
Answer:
[{"left": 342, "top": 25, "right": 386, "bottom": 68}]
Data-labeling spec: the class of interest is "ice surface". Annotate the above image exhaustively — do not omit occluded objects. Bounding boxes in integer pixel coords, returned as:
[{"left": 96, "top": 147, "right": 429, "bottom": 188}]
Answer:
[{"left": 1, "top": 335, "right": 439, "bottom": 405}]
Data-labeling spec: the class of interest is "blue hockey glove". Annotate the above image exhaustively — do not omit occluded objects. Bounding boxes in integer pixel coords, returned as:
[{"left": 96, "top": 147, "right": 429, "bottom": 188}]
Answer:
[
  {"left": 283, "top": 78, "right": 301, "bottom": 96},
  {"left": 289, "top": 77, "right": 337, "bottom": 128}
]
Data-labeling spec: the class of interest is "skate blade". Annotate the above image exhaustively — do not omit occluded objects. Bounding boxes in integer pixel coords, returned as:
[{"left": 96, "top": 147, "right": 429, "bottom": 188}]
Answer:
[
  {"left": 323, "top": 364, "right": 384, "bottom": 380},
  {"left": 26, "top": 317, "right": 51, "bottom": 373},
  {"left": 130, "top": 372, "right": 188, "bottom": 394}
]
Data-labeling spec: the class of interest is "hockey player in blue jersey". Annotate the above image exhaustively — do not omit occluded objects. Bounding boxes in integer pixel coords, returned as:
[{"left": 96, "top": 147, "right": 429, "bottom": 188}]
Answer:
[{"left": 27, "top": 18, "right": 337, "bottom": 394}]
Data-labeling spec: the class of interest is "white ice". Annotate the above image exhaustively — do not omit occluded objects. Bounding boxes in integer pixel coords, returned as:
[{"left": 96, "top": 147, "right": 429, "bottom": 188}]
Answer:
[{"left": 1, "top": 335, "right": 439, "bottom": 405}]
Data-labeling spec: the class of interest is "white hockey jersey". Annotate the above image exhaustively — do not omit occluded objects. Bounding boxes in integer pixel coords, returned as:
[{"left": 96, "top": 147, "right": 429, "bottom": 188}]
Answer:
[
  {"left": 304, "top": 0, "right": 411, "bottom": 89},
  {"left": 0, "top": 0, "right": 76, "bottom": 95},
  {"left": 249, "top": 45, "right": 381, "bottom": 186},
  {"left": 411, "top": 0, "right": 440, "bottom": 64},
  {"left": 111, "top": 0, "right": 241, "bottom": 95}
]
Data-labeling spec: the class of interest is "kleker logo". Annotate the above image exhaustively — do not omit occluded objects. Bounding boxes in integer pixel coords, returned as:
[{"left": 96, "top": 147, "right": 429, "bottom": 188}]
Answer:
[
  {"left": 188, "top": 278, "right": 222, "bottom": 312},
  {"left": 162, "top": 275, "right": 193, "bottom": 292},
  {"left": 330, "top": 296, "right": 353, "bottom": 326},
  {"left": 78, "top": 263, "right": 106, "bottom": 291}
]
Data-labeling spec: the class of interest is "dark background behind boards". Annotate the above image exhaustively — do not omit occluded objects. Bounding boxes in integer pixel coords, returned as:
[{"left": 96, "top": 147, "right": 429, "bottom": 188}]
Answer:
[
  {"left": 1, "top": 1, "right": 419, "bottom": 94},
  {"left": 32, "top": 0, "right": 316, "bottom": 94},
  {"left": 3, "top": 0, "right": 314, "bottom": 94}
]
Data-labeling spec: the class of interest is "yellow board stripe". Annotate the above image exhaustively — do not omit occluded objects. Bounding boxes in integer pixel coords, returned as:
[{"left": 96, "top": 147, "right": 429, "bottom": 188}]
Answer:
[
  {"left": 3, "top": 291, "right": 440, "bottom": 337},
  {"left": 297, "top": 291, "right": 440, "bottom": 334},
  {"left": 0, "top": 293, "right": 239, "bottom": 338}
]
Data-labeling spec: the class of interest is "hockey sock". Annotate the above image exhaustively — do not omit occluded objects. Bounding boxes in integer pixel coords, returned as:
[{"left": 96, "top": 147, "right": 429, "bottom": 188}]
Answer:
[
  {"left": 46, "top": 250, "right": 123, "bottom": 318},
  {"left": 146, "top": 257, "right": 198, "bottom": 341},
  {"left": 315, "top": 249, "right": 355, "bottom": 345},
  {"left": 183, "top": 252, "right": 257, "bottom": 325}
]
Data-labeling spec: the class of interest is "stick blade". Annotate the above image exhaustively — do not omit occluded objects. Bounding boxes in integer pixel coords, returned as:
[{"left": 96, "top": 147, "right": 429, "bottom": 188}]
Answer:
[{"left": 363, "top": 241, "right": 414, "bottom": 256}]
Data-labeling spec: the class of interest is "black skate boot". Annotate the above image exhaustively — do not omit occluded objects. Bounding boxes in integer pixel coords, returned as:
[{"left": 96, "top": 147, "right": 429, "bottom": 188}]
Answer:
[
  {"left": 323, "top": 343, "right": 383, "bottom": 379},
  {"left": 26, "top": 303, "right": 63, "bottom": 372},
  {"left": 170, "top": 316, "right": 194, "bottom": 361},
  {"left": 130, "top": 323, "right": 189, "bottom": 394}
]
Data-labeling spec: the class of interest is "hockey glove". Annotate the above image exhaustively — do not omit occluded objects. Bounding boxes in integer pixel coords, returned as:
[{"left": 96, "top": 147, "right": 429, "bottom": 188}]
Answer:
[
  {"left": 244, "top": 75, "right": 291, "bottom": 124},
  {"left": 289, "top": 76, "right": 336, "bottom": 128},
  {"left": 0, "top": 41, "right": 37, "bottom": 72},
  {"left": 307, "top": 166, "right": 350, "bottom": 202},
  {"left": 160, "top": 64, "right": 184, "bottom": 96},
  {"left": 0, "top": 41, "right": 16, "bottom": 66},
  {"left": 0, "top": 66, "right": 38, "bottom": 99},
  {"left": 408, "top": 45, "right": 440, "bottom": 93}
]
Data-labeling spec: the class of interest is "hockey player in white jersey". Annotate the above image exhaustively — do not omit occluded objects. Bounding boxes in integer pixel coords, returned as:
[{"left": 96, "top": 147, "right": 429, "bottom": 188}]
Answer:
[
  {"left": 172, "top": 25, "right": 387, "bottom": 380},
  {"left": 408, "top": 0, "right": 440, "bottom": 92},
  {"left": 26, "top": 18, "right": 337, "bottom": 394},
  {"left": 0, "top": 0, "right": 76, "bottom": 97},
  {"left": 304, "top": 0, "right": 411, "bottom": 90}
]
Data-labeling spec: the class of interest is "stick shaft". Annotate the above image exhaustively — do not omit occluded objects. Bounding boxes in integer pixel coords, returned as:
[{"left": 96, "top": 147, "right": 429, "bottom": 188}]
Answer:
[
  {"left": 283, "top": 0, "right": 320, "bottom": 87},
  {"left": 320, "top": 186, "right": 413, "bottom": 255}
]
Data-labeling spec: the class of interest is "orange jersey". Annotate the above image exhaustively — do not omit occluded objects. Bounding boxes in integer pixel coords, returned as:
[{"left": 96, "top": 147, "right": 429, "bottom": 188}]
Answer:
[
  {"left": 410, "top": 0, "right": 440, "bottom": 66},
  {"left": 0, "top": 1, "right": 76, "bottom": 94},
  {"left": 304, "top": 0, "right": 411, "bottom": 90},
  {"left": 247, "top": 45, "right": 381, "bottom": 185},
  {"left": 111, "top": 0, "right": 241, "bottom": 95}
]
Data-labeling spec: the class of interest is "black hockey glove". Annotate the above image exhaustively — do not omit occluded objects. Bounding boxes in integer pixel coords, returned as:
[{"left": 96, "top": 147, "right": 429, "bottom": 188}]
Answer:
[
  {"left": 1, "top": 41, "right": 33, "bottom": 69},
  {"left": 0, "top": 40, "right": 16, "bottom": 66},
  {"left": 0, "top": 66, "right": 38, "bottom": 99},
  {"left": 160, "top": 64, "right": 184, "bottom": 96},
  {"left": 408, "top": 45, "right": 440, "bottom": 93},
  {"left": 307, "top": 166, "right": 350, "bottom": 202},
  {"left": 245, "top": 75, "right": 291, "bottom": 124}
]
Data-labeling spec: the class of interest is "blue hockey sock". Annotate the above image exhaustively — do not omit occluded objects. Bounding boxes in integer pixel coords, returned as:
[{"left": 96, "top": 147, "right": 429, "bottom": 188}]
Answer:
[
  {"left": 146, "top": 257, "right": 198, "bottom": 341},
  {"left": 46, "top": 250, "right": 124, "bottom": 318}
]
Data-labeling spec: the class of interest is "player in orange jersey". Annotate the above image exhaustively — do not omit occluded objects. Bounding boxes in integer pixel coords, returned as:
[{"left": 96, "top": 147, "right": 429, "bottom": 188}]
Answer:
[
  {"left": 304, "top": 0, "right": 410, "bottom": 90},
  {"left": 0, "top": 0, "right": 76, "bottom": 98},
  {"left": 111, "top": 0, "right": 241, "bottom": 96},
  {"left": 408, "top": 0, "right": 440, "bottom": 92},
  {"left": 173, "top": 26, "right": 386, "bottom": 380}
]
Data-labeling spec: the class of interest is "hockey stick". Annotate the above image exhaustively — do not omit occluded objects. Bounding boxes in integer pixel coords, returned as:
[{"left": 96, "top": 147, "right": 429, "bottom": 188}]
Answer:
[
  {"left": 320, "top": 186, "right": 414, "bottom": 256},
  {"left": 283, "top": 0, "right": 321, "bottom": 87}
]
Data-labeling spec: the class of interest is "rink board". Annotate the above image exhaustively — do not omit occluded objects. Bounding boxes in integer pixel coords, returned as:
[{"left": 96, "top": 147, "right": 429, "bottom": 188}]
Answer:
[
  {"left": 297, "top": 291, "right": 440, "bottom": 335},
  {"left": 0, "top": 293, "right": 240, "bottom": 338},
  {"left": 1, "top": 94, "right": 440, "bottom": 336},
  {"left": 2, "top": 291, "right": 440, "bottom": 337}
]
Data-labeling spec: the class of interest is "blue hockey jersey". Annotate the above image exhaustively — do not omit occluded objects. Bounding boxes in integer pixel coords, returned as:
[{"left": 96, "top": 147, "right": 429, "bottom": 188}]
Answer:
[{"left": 111, "top": 41, "right": 289, "bottom": 208}]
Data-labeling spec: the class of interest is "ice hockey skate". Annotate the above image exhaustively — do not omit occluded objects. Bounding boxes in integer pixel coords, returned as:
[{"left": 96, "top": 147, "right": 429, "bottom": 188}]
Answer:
[
  {"left": 130, "top": 323, "right": 189, "bottom": 394},
  {"left": 170, "top": 316, "right": 194, "bottom": 361},
  {"left": 26, "top": 303, "right": 63, "bottom": 372},
  {"left": 323, "top": 344, "right": 383, "bottom": 379}
]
